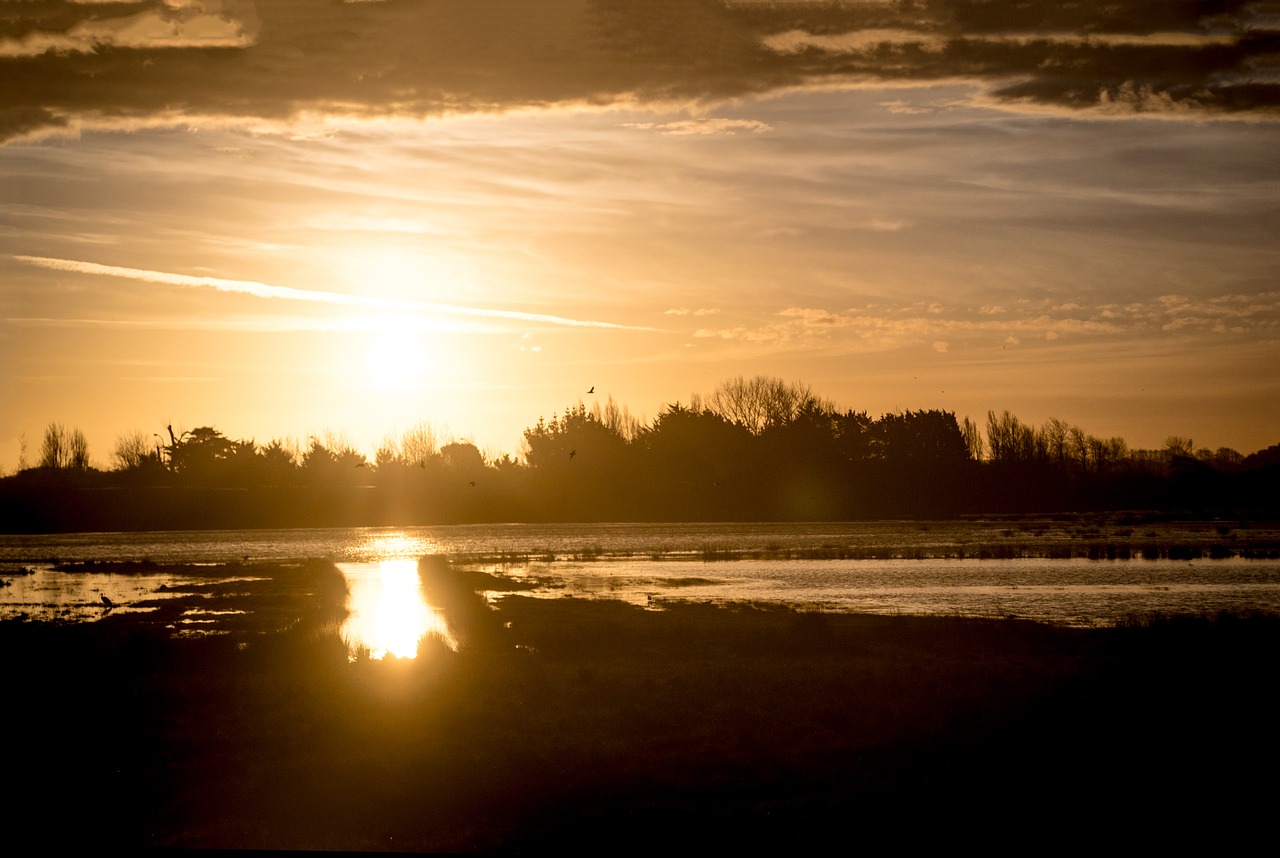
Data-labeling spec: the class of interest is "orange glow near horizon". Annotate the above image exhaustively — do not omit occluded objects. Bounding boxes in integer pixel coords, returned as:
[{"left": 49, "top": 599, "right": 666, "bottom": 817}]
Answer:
[{"left": 3, "top": 0, "right": 1279, "bottom": 471}]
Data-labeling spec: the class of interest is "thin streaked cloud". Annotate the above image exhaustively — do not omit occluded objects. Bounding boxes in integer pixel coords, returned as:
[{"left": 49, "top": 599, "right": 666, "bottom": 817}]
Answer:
[
  {"left": 12, "top": 255, "right": 660, "bottom": 332},
  {"left": 691, "top": 292, "right": 1280, "bottom": 353}
]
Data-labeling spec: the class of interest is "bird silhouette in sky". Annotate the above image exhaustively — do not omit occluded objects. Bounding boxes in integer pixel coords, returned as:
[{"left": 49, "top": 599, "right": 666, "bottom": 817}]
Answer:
[
  {"left": 587, "top": 386, "right": 595, "bottom": 394},
  {"left": 569, "top": 450, "right": 577, "bottom": 460}
]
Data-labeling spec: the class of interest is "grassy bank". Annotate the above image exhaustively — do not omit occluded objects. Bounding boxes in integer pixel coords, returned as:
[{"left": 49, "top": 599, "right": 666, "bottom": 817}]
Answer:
[{"left": 4, "top": 562, "right": 1277, "bottom": 849}]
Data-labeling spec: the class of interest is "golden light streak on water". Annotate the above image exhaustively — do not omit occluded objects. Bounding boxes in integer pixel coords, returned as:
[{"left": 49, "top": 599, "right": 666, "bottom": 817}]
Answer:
[
  {"left": 354, "top": 531, "right": 441, "bottom": 561},
  {"left": 339, "top": 558, "right": 458, "bottom": 660}
]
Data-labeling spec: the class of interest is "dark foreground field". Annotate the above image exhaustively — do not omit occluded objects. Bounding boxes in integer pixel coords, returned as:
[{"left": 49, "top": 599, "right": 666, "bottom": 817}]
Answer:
[{"left": 5, "top": 560, "right": 1277, "bottom": 850}]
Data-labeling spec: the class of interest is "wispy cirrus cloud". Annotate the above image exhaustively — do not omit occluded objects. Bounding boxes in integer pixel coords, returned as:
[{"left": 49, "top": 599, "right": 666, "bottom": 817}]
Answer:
[
  {"left": 692, "top": 292, "right": 1280, "bottom": 353},
  {"left": 12, "top": 255, "right": 659, "bottom": 332}
]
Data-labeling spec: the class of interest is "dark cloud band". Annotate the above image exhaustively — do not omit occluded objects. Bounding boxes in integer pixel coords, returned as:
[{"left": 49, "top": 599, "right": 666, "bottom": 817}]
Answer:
[{"left": 2, "top": 0, "right": 1276, "bottom": 142}]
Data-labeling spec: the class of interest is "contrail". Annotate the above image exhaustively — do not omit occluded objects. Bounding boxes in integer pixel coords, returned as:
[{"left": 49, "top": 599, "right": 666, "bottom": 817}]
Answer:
[{"left": 14, "top": 255, "right": 660, "bottom": 332}]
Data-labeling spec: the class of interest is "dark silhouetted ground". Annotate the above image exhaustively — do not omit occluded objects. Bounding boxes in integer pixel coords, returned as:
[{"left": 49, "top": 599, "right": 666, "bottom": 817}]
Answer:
[{"left": 4, "top": 560, "right": 1276, "bottom": 850}]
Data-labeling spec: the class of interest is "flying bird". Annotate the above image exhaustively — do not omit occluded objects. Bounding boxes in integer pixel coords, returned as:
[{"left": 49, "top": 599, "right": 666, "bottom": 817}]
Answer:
[
  {"left": 569, "top": 450, "right": 577, "bottom": 460},
  {"left": 587, "top": 386, "right": 595, "bottom": 394}
]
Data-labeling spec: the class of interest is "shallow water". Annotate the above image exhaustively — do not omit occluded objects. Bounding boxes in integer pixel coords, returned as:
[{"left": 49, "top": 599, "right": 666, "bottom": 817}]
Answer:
[
  {"left": 339, "top": 559, "right": 458, "bottom": 658},
  {"left": 473, "top": 555, "right": 1280, "bottom": 626},
  {"left": 3, "top": 522, "right": 1278, "bottom": 628}
]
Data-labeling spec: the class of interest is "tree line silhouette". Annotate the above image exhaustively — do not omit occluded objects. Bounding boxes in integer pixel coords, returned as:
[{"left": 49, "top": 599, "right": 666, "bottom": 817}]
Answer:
[{"left": 3, "top": 375, "right": 1277, "bottom": 531}]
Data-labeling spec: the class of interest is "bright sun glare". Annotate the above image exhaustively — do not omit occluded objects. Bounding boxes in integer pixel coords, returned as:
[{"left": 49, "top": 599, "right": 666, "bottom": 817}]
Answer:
[
  {"left": 340, "top": 559, "right": 457, "bottom": 660},
  {"left": 339, "top": 247, "right": 446, "bottom": 390},
  {"left": 363, "top": 319, "right": 430, "bottom": 389}
]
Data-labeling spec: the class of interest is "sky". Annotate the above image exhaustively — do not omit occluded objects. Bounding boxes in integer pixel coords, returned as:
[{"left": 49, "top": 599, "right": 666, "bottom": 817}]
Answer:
[{"left": 2, "top": 0, "right": 1278, "bottom": 470}]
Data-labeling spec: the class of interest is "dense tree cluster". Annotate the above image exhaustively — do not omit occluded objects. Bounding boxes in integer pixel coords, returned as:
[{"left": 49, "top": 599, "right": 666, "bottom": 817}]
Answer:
[{"left": 3, "top": 376, "right": 1276, "bottom": 531}]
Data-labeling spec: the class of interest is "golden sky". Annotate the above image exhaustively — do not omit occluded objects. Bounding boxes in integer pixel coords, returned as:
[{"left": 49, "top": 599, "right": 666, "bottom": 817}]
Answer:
[{"left": 2, "top": 0, "right": 1279, "bottom": 468}]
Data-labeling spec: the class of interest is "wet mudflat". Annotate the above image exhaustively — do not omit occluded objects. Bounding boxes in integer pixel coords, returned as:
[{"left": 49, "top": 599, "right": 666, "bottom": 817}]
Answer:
[{"left": 5, "top": 559, "right": 1277, "bottom": 850}]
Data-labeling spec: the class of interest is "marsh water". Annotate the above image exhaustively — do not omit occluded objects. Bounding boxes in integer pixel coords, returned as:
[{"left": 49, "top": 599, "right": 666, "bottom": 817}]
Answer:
[{"left": 3, "top": 521, "right": 1279, "bottom": 634}]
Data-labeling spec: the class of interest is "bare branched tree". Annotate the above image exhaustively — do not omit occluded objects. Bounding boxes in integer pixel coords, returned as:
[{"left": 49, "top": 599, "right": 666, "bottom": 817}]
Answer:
[
  {"left": 961, "top": 415, "right": 985, "bottom": 461},
  {"left": 400, "top": 421, "right": 444, "bottom": 465},
  {"left": 591, "top": 396, "right": 642, "bottom": 441},
  {"left": 1164, "top": 436, "right": 1194, "bottom": 459},
  {"left": 112, "top": 429, "right": 153, "bottom": 471},
  {"left": 704, "top": 375, "right": 827, "bottom": 435},
  {"left": 1043, "top": 417, "right": 1070, "bottom": 467},
  {"left": 39, "top": 422, "right": 67, "bottom": 468},
  {"left": 39, "top": 422, "right": 89, "bottom": 469}
]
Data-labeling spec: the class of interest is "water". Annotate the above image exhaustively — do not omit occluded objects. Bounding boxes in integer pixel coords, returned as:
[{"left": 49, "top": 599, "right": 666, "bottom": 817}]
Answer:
[
  {"left": 340, "top": 559, "right": 458, "bottom": 658},
  {"left": 2, "top": 521, "right": 1278, "bottom": 629}
]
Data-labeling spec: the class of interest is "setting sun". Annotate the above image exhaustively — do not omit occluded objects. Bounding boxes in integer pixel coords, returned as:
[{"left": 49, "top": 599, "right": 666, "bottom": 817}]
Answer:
[
  {"left": 3, "top": 0, "right": 1280, "bottom": 847},
  {"left": 362, "top": 319, "right": 432, "bottom": 390}
]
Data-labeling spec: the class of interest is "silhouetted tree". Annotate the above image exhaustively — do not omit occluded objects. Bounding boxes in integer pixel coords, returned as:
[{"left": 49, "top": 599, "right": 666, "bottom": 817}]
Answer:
[
  {"left": 592, "top": 396, "right": 643, "bottom": 441},
  {"left": 522, "top": 402, "right": 635, "bottom": 519},
  {"left": 961, "top": 416, "right": 985, "bottom": 462},
  {"left": 167, "top": 426, "right": 261, "bottom": 486},
  {"left": 1043, "top": 417, "right": 1070, "bottom": 468},
  {"left": 258, "top": 439, "right": 301, "bottom": 486},
  {"left": 872, "top": 410, "right": 969, "bottom": 515},
  {"left": 8, "top": 378, "right": 1279, "bottom": 530},
  {"left": 1204, "top": 447, "right": 1244, "bottom": 471},
  {"left": 39, "top": 422, "right": 89, "bottom": 470},
  {"left": 1089, "top": 436, "right": 1128, "bottom": 473},
  {"left": 637, "top": 403, "right": 754, "bottom": 519},
  {"left": 377, "top": 421, "right": 443, "bottom": 468},
  {"left": 985, "top": 410, "right": 1038, "bottom": 464},
  {"left": 111, "top": 430, "right": 156, "bottom": 471},
  {"left": 699, "top": 375, "right": 829, "bottom": 436},
  {"left": 302, "top": 433, "right": 369, "bottom": 485},
  {"left": 441, "top": 441, "right": 485, "bottom": 477}
]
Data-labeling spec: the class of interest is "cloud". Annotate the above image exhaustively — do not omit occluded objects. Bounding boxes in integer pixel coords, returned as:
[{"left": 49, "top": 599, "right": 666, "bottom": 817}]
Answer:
[
  {"left": 12, "top": 255, "right": 658, "bottom": 331},
  {"left": 665, "top": 307, "right": 721, "bottom": 317},
  {"left": 624, "top": 118, "right": 771, "bottom": 135},
  {"left": 2, "top": 0, "right": 1276, "bottom": 142},
  {"left": 696, "top": 291, "right": 1280, "bottom": 354},
  {"left": 0, "top": 1, "right": 254, "bottom": 57},
  {"left": 762, "top": 28, "right": 949, "bottom": 56}
]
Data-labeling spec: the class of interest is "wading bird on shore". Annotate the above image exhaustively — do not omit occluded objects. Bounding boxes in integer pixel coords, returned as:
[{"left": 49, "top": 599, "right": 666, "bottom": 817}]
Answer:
[{"left": 100, "top": 594, "right": 113, "bottom": 608}]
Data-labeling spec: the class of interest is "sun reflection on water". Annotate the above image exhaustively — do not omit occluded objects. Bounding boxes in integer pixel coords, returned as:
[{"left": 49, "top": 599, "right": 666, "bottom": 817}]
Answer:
[
  {"left": 351, "top": 531, "right": 441, "bottom": 562},
  {"left": 339, "top": 558, "right": 457, "bottom": 660}
]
